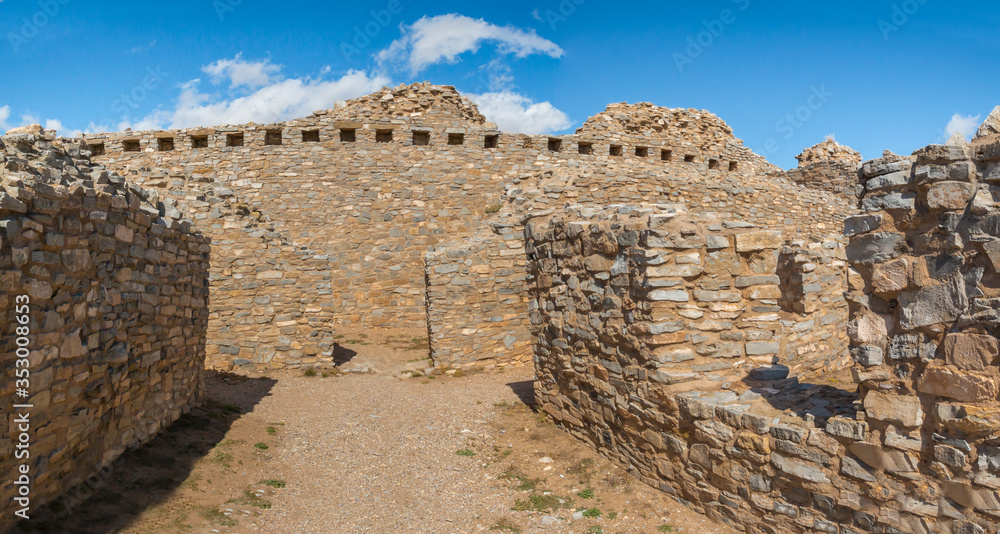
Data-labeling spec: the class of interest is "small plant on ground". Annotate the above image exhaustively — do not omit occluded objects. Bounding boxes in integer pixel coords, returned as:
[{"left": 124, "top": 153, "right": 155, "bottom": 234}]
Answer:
[
  {"left": 266, "top": 426, "right": 276, "bottom": 435},
  {"left": 578, "top": 488, "right": 594, "bottom": 499},
  {"left": 585, "top": 527, "right": 603, "bottom": 534},
  {"left": 211, "top": 451, "right": 234, "bottom": 468},
  {"left": 485, "top": 202, "right": 502, "bottom": 214},
  {"left": 455, "top": 448, "right": 476, "bottom": 457},
  {"left": 582, "top": 507, "right": 602, "bottom": 518},
  {"left": 260, "top": 479, "right": 286, "bottom": 488},
  {"left": 499, "top": 467, "right": 538, "bottom": 491},
  {"left": 489, "top": 518, "right": 522, "bottom": 532},
  {"left": 201, "top": 507, "right": 236, "bottom": 527},
  {"left": 512, "top": 494, "right": 566, "bottom": 513},
  {"left": 303, "top": 368, "right": 317, "bottom": 377},
  {"left": 227, "top": 489, "right": 271, "bottom": 509},
  {"left": 254, "top": 442, "right": 269, "bottom": 450},
  {"left": 657, "top": 524, "right": 675, "bottom": 533},
  {"left": 606, "top": 511, "right": 618, "bottom": 520}
]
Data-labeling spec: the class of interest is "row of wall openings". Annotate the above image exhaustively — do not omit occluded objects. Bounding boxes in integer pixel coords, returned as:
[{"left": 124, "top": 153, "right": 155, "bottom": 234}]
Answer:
[
  {"left": 146, "top": 130, "right": 331, "bottom": 151},
  {"left": 106, "top": 133, "right": 739, "bottom": 170}
]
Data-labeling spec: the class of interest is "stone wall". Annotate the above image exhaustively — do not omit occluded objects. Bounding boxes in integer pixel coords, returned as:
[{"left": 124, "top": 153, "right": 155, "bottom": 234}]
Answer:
[
  {"left": 424, "top": 222, "right": 532, "bottom": 369},
  {"left": 524, "top": 206, "right": 848, "bottom": 389},
  {"left": 845, "top": 139, "right": 1000, "bottom": 533},
  {"left": 124, "top": 169, "right": 335, "bottom": 370},
  {"left": 0, "top": 130, "right": 209, "bottom": 526},
  {"left": 77, "top": 83, "right": 858, "bottom": 370},
  {"left": 530, "top": 138, "right": 1000, "bottom": 534},
  {"left": 781, "top": 139, "right": 862, "bottom": 206}
]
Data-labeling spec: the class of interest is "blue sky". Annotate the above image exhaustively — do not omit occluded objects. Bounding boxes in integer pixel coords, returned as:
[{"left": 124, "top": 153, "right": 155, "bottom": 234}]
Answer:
[{"left": 0, "top": 0, "right": 997, "bottom": 168}]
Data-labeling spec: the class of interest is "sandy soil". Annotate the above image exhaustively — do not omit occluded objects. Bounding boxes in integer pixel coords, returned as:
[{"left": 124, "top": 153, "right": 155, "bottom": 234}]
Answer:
[{"left": 17, "top": 335, "right": 737, "bottom": 534}]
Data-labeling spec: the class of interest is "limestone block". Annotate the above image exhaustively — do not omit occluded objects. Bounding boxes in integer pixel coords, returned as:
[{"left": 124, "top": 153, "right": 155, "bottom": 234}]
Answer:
[{"left": 846, "top": 232, "right": 903, "bottom": 264}]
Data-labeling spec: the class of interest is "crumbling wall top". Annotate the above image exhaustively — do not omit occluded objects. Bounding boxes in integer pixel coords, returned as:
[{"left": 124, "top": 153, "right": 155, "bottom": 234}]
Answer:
[
  {"left": 317, "top": 81, "right": 491, "bottom": 127},
  {"left": 795, "top": 137, "right": 862, "bottom": 168}
]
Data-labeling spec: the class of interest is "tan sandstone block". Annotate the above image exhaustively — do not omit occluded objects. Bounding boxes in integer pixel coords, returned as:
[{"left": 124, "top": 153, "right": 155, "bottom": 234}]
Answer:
[
  {"left": 863, "top": 392, "right": 923, "bottom": 428},
  {"left": 871, "top": 258, "right": 909, "bottom": 293},
  {"left": 918, "top": 365, "right": 998, "bottom": 403},
  {"left": 926, "top": 181, "right": 975, "bottom": 211},
  {"left": 943, "top": 333, "right": 998, "bottom": 371},
  {"left": 735, "top": 231, "right": 784, "bottom": 252}
]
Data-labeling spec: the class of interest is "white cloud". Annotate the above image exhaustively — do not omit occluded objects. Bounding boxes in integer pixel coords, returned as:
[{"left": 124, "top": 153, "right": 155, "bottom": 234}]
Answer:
[
  {"left": 104, "top": 64, "right": 389, "bottom": 132},
  {"left": 378, "top": 14, "right": 563, "bottom": 74},
  {"left": 202, "top": 53, "right": 282, "bottom": 89},
  {"left": 468, "top": 90, "right": 571, "bottom": 134},
  {"left": 945, "top": 113, "right": 981, "bottom": 140},
  {"left": 0, "top": 105, "right": 10, "bottom": 130},
  {"left": 43, "top": 119, "right": 83, "bottom": 138}
]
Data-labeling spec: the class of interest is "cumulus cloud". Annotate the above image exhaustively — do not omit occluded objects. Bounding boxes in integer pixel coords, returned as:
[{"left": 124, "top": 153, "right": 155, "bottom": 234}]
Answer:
[
  {"left": 202, "top": 54, "right": 282, "bottom": 89},
  {"left": 44, "top": 118, "right": 83, "bottom": 138},
  {"left": 945, "top": 113, "right": 981, "bottom": 140},
  {"left": 81, "top": 55, "right": 388, "bottom": 132},
  {"left": 0, "top": 105, "right": 10, "bottom": 130},
  {"left": 378, "top": 14, "right": 563, "bottom": 74},
  {"left": 468, "top": 90, "right": 571, "bottom": 134}
]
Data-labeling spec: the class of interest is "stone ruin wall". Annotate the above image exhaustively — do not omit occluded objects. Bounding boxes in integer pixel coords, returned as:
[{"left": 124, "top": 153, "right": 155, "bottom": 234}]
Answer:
[
  {"left": 121, "top": 169, "right": 336, "bottom": 369},
  {"left": 781, "top": 139, "right": 863, "bottom": 207},
  {"left": 82, "top": 82, "right": 857, "bottom": 370},
  {"left": 530, "top": 135, "right": 1000, "bottom": 534},
  {"left": 0, "top": 130, "right": 209, "bottom": 524}
]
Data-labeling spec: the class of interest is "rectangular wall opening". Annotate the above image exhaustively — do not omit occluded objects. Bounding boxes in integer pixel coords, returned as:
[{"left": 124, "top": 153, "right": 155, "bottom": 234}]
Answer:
[
  {"left": 412, "top": 131, "right": 430, "bottom": 146},
  {"left": 376, "top": 130, "right": 393, "bottom": 143},
  {"left": 610, "top": 145, "right": 623, "bottom": 157},
  {"left": 578, "top": 142, "right": 593, "bottom": 155},
  {"left": 226, "top": 133, "right": 244, "bottom": 147},
  {"left": 709, "top": 159, "right": 719, "bottom": 170},
  {"left": 88, "top": 143, "right": 105, "bottom": 156},
  {"left": 485, "top": 135, "right": 499, "bottom": 149},
  {"left": 548, "top": 138, "right": 562, "bottom": 152},
  {"left": 448, "top": 133, "right": 464, "bottom": 145},
  {"left": 684, "top": 154, "right": 695, "bottom": 163},
  {"left": 340, "top": 129, "right": 356, "bottom": 142},
  {"left": 123, "top": 140, "right": 141, "bottom": 152},
  {"left": 635, "top": 147, "right": 649, "bottom": 158},
  {"left": 729, "top": 161, "right": 739, "bottom": 172},
  {"left": 265, "top": 130, "right": 282, "bottom": 146},
  {"left": 661, "top": 149, "right": 672, "bottom": 162},
  {"left": 157, "top": 138, "right": 174, "bottom": 151},
  {"left": 302, "top": 130, "right": 320, "bottom": 142},
  {"left": 191, "top": 135, "right": 208, "bottom": 148}
]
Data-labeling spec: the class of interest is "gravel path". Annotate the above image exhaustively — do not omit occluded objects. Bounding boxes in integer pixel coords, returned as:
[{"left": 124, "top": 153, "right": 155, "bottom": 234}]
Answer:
[{"left": 240, "top": 370, "right": 532, "bottom": 533}]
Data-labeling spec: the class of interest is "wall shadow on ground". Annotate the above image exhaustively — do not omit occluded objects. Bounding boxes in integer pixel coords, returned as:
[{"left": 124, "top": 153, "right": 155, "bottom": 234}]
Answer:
[
  {"left": 506, "top": 380, "right": 537, "bottom": 409},
  {"left": 13, "top": 372, "right": 276, "bottom": 534}
]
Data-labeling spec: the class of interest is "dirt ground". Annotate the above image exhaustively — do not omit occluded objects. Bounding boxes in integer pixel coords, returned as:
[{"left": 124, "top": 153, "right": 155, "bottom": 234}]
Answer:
[{"left": 17, "top": 332, "right": 737, "bottom": 534}]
